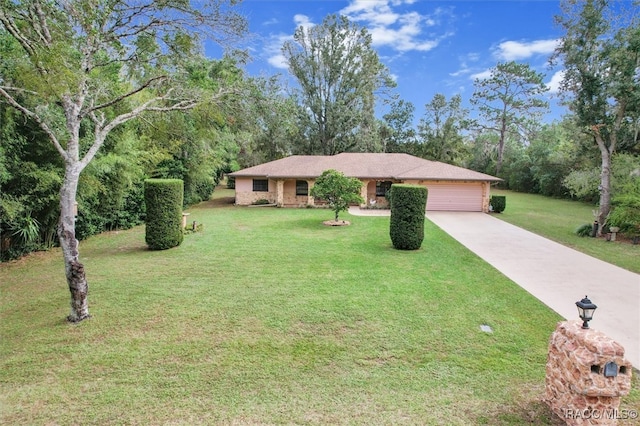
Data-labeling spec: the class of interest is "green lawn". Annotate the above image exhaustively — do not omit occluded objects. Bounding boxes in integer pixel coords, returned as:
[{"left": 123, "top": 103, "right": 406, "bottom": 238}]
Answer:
[
  {"left": 1, "top": 188, "right": 638, "bottom": 425},
  {"left": 492, "top": 189, "right": 640, "bottom": 274}
]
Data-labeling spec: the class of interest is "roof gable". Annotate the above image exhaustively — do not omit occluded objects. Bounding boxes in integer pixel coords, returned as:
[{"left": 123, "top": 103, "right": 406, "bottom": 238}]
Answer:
[{"left": 229, "top": 153, "right": 500, "bottom": 182}]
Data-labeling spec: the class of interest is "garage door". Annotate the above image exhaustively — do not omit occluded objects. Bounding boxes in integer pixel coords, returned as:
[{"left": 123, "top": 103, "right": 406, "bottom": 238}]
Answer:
[{"left": 425, "top": 182, "right": 483, "bottom": 211}]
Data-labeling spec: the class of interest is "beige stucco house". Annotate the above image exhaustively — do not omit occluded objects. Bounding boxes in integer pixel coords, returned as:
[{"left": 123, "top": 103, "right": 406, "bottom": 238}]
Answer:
[{"left": 228, "top": 153, "right": 501, "bottom": 212}]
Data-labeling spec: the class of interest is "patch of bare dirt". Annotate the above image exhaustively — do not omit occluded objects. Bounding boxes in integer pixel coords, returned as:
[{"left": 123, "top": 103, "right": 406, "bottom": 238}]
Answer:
[{"left": 322, "top": 220, "right": 351, "bottom": 226}]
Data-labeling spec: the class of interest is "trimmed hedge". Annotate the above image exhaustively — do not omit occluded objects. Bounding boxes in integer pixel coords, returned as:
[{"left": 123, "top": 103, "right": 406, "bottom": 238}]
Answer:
[
  {"left": 389, "top": 184, "right": 428, "bottom": 250},
  {"left": 144, "top": 179, "right": 184, "bottom": 250},
  {"left": 490, "top": 195, "right": 506, "bottom": 213}
]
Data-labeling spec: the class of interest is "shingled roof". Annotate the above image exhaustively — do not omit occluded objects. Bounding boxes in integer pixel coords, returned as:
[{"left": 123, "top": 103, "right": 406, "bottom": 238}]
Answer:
[{"left": 229, "top": 153, "right": 501, "bottom": 182}]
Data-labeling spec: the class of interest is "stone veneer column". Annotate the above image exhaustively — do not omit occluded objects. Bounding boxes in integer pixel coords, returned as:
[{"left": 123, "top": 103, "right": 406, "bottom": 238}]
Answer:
[
  {"left": 275, "top": 179, "right": 284, "bottom": 207},
  {"left": 545, "top": 320, "right": 632, "bottom": 425},
  {"left": 482, "top": 182, "right": 490, "bottom": 213},
  {"left": 360, "top": 180, "right": 369, "bottom": 207},
  {"left": 307, "top": 180, "right": 315, "bottom": 206}
]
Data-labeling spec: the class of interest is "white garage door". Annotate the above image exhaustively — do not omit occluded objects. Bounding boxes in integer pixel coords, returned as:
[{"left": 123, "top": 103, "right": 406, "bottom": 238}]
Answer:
[{"left": 425, "top": 182, "right": 483, "bottom": 211}]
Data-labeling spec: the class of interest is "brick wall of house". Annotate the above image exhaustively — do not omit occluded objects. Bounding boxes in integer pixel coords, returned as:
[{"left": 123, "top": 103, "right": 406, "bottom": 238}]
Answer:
[{"left": 234, "top": 178, "right": 275, "bottom": 205}]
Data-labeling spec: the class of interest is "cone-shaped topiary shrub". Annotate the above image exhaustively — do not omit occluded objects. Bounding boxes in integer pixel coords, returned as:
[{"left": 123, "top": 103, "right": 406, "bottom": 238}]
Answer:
[
  {"left": 389, "top": 184, "right": 428, "bottom": 250},
  {"left": 144, "top": 179, "right": 184, "bottom": 250},
  {"left": 490, "top": 195, "right": 506, "bottom": 213}
]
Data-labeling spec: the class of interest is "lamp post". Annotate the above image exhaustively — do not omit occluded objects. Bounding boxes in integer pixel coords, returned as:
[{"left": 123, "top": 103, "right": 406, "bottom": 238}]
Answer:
[{"left": 576, "top": 295, "right": 597, "bottom": 329}]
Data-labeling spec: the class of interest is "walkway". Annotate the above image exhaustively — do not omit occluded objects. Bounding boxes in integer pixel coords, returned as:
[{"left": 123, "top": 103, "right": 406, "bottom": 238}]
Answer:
[{"left": 349, "top": 207, "right": 640, "bottom": 368}]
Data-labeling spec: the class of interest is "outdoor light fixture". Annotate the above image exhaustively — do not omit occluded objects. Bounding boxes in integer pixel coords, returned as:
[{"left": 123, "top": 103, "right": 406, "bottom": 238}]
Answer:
[{"left": 576, "top": 295, "right": 597, "bottom": 329}]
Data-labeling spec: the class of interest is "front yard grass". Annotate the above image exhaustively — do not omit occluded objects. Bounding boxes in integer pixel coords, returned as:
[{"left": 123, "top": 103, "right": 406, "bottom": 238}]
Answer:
[
  {"left": 1, "top": 188, "right": 638, "bottom": 425},
  {"left": 492, "top": 189, "right": 640, "bottom": 274}
]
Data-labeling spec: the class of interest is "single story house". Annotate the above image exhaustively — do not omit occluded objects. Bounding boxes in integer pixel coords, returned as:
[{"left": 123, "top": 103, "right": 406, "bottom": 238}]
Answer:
[{"left": 228, "top": 153, "right": 501, "bottom": 212}]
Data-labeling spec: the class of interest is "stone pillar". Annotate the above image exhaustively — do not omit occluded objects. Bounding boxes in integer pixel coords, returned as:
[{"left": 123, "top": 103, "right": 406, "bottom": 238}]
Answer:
[
  {"left": 482, "top": 182, "right": 491, "bottom": 213},
  {"left": 545, "top": 320, "right": 633, "bottom": 425},
  {"left": 307, "top": 180, "right": 315, "bottom": 206},
  {"left": 276, "top": 179, "right": 284, "bottom": 207},
  {"left": 360, "top": 180, "right": 369, "bottom": 207}
]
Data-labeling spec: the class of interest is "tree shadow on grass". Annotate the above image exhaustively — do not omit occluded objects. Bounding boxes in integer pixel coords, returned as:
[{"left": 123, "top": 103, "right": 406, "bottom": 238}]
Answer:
[
  {"left": 104, "top": 243, "right": 149, "bottom": 256},
  {"left": 481, "top": 399, "right": 565, "bottom": 425}
]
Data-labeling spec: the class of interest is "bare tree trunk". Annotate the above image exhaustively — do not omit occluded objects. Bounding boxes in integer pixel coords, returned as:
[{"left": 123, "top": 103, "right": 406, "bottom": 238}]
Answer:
[
  {"left": 496, "top": 115, "right": 507, "bottom": 175},
  {"left": 59, "top": 165, "right": 90, "bottom": 322},
  {"left": 595, "top": 133, "right": 612, "bottom": 237}
]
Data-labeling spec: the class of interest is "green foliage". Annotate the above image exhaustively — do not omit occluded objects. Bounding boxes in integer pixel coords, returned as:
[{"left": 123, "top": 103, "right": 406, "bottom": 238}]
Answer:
[
  {"left": 233, "top": 76, "right": 300, "bottom": 166},
  {"left": 310, "top": 169, "right": 364, "bottom": 221},
  {"left": 467, "top": 132, "right": 499, "bottom": 177},
  {"left": 0, "top": 2, "right": 247, "bottom": 265},
  {"left": 470, "top": 61, "right": 549, "bottom": 174},
  {"left": 252, "top": 199, "right": 271, "bottom": 205},
  {"left": 9, "top": 214, "right": 40, "bottom": 245},
  {"left": 417, "top": 94, "right": 469, "bottom": 165},
  {"left": 144, "top": 179, "right": 184, "bottom": 250},
  {"left": 283, "top": 14, "right": 395, "bottom": 155},
  {"left": 554, "top": 0, "right": 640, "bottom": 227},
  {"left": 490, "top": 195, "right": 507, "bottom": 213},
  {"left": 575, "top": 223, "right": 594, "bottom": 237},
  {"left": 389, "top": 184, "right": 428, "bottom": 250},
  {"left": 608, "top": 194, "right": 640, "bottom": 236},
  {"left": 563, "top": 168, "right": 601, "bottom": 201},
  {"left": 381, "top": 99, "right": 417, "bottom": 153},
  {"left": 0, "top": 104, "right": 62, "bottom": 260},
  {"left": 75, "top": 129, "right": 147, "bottom": 239}
]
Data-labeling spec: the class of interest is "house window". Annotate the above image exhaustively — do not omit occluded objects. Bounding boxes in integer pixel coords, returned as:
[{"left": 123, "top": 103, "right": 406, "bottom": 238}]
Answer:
[
  {"left": 253, "top": 179, "right": 269, "bottom": 192},
  {"left": 296, "top": 180, "right": 308, "bottom": 196},
  {"left": 376, "top": 181, "right": 393, "bottom": 197}
]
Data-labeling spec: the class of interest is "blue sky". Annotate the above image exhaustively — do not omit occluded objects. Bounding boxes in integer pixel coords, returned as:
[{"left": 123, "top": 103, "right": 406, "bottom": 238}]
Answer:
[{"left": 217, "top": 0, "right": 572, "bottom": 123}]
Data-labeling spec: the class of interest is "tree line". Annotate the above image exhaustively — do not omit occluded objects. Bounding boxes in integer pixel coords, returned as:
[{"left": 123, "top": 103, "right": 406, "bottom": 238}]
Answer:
[{"left": 0, "top": 1, "right": 638, "bottom": 321}]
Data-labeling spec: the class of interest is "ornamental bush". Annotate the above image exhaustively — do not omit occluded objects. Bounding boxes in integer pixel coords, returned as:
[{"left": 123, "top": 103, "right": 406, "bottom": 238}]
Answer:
[
  {"left": 490, "top": 195, "right": 506, "bottom": 213},
  {"left": 608, "top": 193, "right": 640, "bottom": 237},
  {"left": 144, "top": 179, "right": 184, "bottom": 250},
  {"left": 389, "top": 184, "right": 428, "bottom": 250},
  {"left": 310, "top": 169, "right": 364, "bottom": 222}
]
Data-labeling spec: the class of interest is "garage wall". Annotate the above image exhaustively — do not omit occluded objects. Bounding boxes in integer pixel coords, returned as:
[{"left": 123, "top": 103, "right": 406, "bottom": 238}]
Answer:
[
  {"left": 425, "top": 182, "right": 483, "bottom": 211},
  {"left": 403, "top": 180, "right": 484, "bottom": 212}
]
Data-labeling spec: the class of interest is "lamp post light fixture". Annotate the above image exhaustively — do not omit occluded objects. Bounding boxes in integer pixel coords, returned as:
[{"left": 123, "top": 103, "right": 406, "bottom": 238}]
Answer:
[{"left": 576, "top": 295, "right": 597, "bottom": 329}]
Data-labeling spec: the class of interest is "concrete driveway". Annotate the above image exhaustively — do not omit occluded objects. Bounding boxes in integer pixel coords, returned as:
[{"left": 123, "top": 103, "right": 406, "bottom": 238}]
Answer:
[{"left": 349, "top": 207, "right": 640, "bottom": 368}]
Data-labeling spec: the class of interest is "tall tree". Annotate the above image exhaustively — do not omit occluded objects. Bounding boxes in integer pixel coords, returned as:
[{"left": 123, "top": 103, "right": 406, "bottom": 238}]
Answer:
[
  {"left": 553, "top": 0, "right": 640, "bottom": 234},
  {"left": 282, "top": 14, "right": 395, "bottom": 155},
  {"left": 381, "top": 99, "right": 416, "bottom": 153},
  {"left": 234, "top": 75, "right": 300, "bottom": 166},
  {"left": 418, "top": 94, "right": 469, "bottom": 165},
  {"left": 470, "top": 61, "right": 549, "bottom": 175},
  {"left": 0, "top": 0, "right": 246, "bottom": 322}
]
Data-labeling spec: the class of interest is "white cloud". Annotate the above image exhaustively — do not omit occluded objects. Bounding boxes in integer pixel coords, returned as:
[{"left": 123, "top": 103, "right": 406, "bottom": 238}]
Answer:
[
  {"left": 265, "top": 35, "right": 290, "bottom": 69},
  {"left": 263, "top": 15, "right": 316, "bottom": 70},
  {"left": 340, "top": 0, "right": 452, "bottom": 53},
  {"left": 449, "top": 67, "right": 470, "bottom": 78},
  {"left": 494, "top": 39, "right": 559, "bottom": 61},
  {"left": 546, "top": 70, "right": 565, "bottom": 94},
  {"left": 450, "top": 53, "right": 480, "bottom": 77},
  {"left": 470, "top": 69, "right": 492, "bottom": 81},
  {"left": 293, "top": 14, "right": 315, "bottom": 30}
]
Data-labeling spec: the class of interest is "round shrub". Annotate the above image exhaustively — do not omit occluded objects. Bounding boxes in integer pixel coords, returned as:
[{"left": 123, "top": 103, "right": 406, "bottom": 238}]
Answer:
[
  {"left": 575, "top": 223, "right": 593, "bottom": 237},
  {"left": 389, "top": 184, "right": 428, "bottom": 250},
  {"left": 144, "top": 179, "right": 184, "bottom": 250},
  {"left": 490, "top": 195, "right": 506, "bottom": 213}
]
